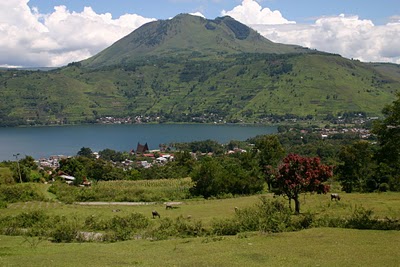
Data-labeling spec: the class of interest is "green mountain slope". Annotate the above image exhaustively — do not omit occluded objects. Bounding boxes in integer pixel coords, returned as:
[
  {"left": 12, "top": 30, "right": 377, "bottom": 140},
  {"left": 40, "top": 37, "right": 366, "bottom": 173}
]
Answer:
[
  {"left": 0, "top": 14, "right": 399, "bottom": 126},
  {"left": 82, "top": 14, "right": 308, "bottom": 69}
]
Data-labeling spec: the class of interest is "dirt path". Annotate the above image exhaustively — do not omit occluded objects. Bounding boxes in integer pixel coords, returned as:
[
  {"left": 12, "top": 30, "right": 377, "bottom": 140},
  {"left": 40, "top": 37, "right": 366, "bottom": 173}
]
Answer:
[{"left": 75, "top": 202, "right": 158, "bottom": 206}]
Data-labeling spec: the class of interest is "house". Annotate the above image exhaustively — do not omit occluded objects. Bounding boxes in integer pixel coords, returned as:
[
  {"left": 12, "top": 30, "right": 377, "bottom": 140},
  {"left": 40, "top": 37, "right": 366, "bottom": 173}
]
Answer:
[
  {"left": 135, "top": 142, "right": 149, "bottom": 154},
  {"left": 59, "top": 174, "right": 75, "bottom": 185}
]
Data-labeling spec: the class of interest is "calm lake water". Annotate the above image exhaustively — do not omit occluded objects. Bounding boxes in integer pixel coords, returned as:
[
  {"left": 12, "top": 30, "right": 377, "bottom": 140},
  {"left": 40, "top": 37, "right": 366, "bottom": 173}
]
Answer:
[{"left": 0, "top": 124, "right": 276, "bottom": 161}]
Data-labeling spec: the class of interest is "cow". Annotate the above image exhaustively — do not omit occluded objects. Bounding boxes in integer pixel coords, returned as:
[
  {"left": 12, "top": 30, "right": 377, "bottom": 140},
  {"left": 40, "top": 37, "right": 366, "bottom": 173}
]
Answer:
[
  {"left": 166, "top": 204, "right": 173, "bottom": 210},
  {"left": 331, "top": 193, "right": 341, "bottom": 201},
  {"left": 152, "top": 210, "right": 161, "bottom": 218}
]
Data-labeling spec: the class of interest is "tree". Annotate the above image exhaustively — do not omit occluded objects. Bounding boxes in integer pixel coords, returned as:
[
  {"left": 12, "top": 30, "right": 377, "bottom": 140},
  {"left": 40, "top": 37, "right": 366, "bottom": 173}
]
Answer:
[
  {"left": 190, "top": 154, "right": 264, "bottom": 198},
  {"left": 11, "top": 155, "right": 38, "bottom": 182},
  {"left": 98, "top": 148, "right": 124, "bottom": 162},
  {"left": 77, "top": 147, "right": 95, "bottom": 159},
  {"left": 254, "top": 135, "right": 285, "bottom": 191},
  {"left": 275, "top": 154, "right": 333, "bottom": 214},
  {"left": 58, "top": 158, "right": 86, "bottom": 185},
  {"left": 372, "top": 93, "right": 400, "bottom": 190},
  {"left": 337, "top": 141, "right": 377, "bottom": 192},
  {"left": 190, "top": 157, "right": 226, "bottom": 198}
]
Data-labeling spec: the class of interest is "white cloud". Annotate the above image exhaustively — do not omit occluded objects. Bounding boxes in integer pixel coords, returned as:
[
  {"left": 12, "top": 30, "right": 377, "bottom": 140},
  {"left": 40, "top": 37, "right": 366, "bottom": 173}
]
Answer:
[
  {"left": 0, "top": 0, "right": 155, "bottom": 67},
  {"left": 223, "top": 1, "right": 400, "bottom": 64},
  {"left": 0, "top": 0, "right": 399, "bottom": 67},
  {"left": 221, "top": 0, "right": 295, "bottom": 25},
  {"left": 189, "top": 12, "right": 206, "bottom": 18},
  {"left": 250, "top": 14, "right": 400, "bottom": 64}
]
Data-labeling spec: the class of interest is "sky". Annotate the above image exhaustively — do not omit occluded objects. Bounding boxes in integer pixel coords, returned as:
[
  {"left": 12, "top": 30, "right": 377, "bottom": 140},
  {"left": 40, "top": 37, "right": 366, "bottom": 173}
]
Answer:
[{"left": 1, "top": 0, "right": 399, "bottom": 67}]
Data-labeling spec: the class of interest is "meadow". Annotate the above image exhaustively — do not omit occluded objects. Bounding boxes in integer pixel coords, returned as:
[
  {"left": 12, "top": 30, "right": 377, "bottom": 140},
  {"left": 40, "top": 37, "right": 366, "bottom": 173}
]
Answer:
[
  {"left": 0, "top": 228, "right": 399, "bottom": 267},
  {"left": 0, "top": 189, "right": 399, "bottom": 266}
]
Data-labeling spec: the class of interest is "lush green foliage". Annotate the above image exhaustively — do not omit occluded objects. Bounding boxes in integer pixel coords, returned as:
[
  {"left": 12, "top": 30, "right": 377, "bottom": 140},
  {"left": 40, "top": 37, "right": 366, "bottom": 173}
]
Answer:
[
  {"left": 190, "top": 154, "right": 264, "bottom": 198},
  {"left": 337, "top": 141, "right": 377, "bottom": 192},
  {"left": 372, "top": 92, "right": 400, "bottom": 191},
  {"left": 0, "top": 183, "right": 46, "bottom": 203}
]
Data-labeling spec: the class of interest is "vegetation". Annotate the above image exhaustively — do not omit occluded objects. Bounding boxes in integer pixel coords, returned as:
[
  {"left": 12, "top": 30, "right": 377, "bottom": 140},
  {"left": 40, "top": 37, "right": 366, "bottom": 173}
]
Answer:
[
  {"left": 0, "top": 15, "right": 399, "bottom": 126},
  {"left": 0, "top": 87, "right": 400, "bottom": 267},
  {"left": 48, "top": 178, "right": 193, "bottom": 203},
  {"left": 0, "top": 228, "right": 398, "bottom": 266},
  {"left": 275, "top": 154, "right": 333, "bottom": 214}
]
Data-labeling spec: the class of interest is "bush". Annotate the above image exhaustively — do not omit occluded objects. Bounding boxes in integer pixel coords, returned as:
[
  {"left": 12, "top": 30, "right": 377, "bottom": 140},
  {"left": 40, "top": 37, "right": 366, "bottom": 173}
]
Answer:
[
  {"left": 345, "top": 206, "right": 400, "bottom": 230},
  {"left": 0, "top": 184, "right": 45, "bottom": 203},
  {"left": 146, "top": 216, "right": 206, "bottom": 240},
  {"left": 211, "top": 218, "right": 241, "bottom": 236},
  {"left": 50, "top": 216, "right": 81, "bottom": 243},
  {"left": 378, "top": 183, "right": 389, "bottom": 192},
  {"left": 346, "top": 206, "right": 375, "bottom": 229},
  {"left": 15, "top": 210, "right": 49, "bottom": 228},
  {"left": 291, "top": 212, "right": 315, "bottom": 230},
  {"left": 210, "top": 197, "right": 295, "bottom": 236}
]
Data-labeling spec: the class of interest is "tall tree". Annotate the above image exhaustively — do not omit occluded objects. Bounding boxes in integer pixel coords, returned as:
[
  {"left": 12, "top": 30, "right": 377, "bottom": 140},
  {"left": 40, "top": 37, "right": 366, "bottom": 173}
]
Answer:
[
  {"left": 275, "top": 154, "right": 333, "bottom": 214},
  {"left": 337, "top": 141, "right": 376, "bottom": 192},
  {"left": 254, "top": 135, "right": 285, "bottom": 191},
  {"left": 372, "top": 93, "right": 400, "bottom": 190}
]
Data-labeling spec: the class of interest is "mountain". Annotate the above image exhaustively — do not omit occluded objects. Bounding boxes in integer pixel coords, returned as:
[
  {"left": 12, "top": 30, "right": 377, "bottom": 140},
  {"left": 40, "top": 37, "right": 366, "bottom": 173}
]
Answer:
[
  {"left": 82, "top": 14, "right": 309, "bottom": 69},
  {"left": 0, "top": 14, "right": 399, "bottom": 126}
]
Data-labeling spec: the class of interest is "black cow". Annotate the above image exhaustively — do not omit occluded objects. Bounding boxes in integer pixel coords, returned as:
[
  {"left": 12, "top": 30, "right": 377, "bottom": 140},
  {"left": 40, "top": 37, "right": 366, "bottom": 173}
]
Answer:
[
  {"left": 331, "top": 193, "right": 341, "bottom": 201},
  {"left": 152, "top": 210, "right": 161, "bottom": 218}
]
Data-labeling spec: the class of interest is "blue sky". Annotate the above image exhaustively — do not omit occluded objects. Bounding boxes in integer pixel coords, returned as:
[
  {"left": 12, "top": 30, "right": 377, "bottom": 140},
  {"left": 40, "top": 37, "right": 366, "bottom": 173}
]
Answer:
[
  {"left": 27, "top": 0, "right": 399, "bottom": 25},
  {"left": 0, "top": 0, "right": 399, "bottom": 67}
]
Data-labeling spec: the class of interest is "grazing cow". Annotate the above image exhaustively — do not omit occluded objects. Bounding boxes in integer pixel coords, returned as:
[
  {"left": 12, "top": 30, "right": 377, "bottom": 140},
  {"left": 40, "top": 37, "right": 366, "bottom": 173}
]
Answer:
[
  {"left": 166, "top": 204, "right": 173, "bottom": 210},
  {"left": 331, "top": 193, "right": 341, "bottom": 201},
  {"left": 112, "top": 209, "right": 120, "bottom": 212},
  {"left": 152, "top": 210, "right": 161, "bottom": 218}
]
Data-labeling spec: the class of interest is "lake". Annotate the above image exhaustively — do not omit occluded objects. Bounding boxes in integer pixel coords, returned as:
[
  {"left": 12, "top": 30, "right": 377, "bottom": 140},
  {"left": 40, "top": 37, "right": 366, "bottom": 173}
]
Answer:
[{"left": 0, "top": 124, "right": 277, "bottom": 161}]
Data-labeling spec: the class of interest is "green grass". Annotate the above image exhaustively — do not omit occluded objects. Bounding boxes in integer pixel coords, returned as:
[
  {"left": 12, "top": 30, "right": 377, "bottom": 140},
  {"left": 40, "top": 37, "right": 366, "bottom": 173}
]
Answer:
[
  {"left": 0, "top": 228, "right": 399, "bottom": 266},
  {"left": 3, "top": 192, "right": 400, "bottom": 225},
  {"left": 0, "top": 192, "right": 399, "bottom": 266}
]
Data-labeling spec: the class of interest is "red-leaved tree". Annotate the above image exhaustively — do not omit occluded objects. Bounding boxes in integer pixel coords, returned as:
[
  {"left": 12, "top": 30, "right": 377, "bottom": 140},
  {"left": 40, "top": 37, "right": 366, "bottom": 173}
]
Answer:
[{"left": 276, "top": 154, "right": 333, "bottom": 214}]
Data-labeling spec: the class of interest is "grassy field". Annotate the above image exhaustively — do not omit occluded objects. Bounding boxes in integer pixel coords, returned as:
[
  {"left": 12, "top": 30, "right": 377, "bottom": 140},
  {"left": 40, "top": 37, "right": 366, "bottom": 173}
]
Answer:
[
  {"left": 1, "top": 192, "right": 399, "bottom": 266},
  {"left": 0, "top": 228, "right": 399, "bottom": 266},
  {"left": 4, "top": 192, "right": 400, "bottom": 223}
]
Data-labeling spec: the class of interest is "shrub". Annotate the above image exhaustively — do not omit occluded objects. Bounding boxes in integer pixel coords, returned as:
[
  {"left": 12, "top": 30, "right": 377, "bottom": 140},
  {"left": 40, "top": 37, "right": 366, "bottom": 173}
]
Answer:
[
  {"left": 0, "top": 184, "right": 45, "bottom": 203},
  {"left": 378, "top": 183, "right": 389, "bottom": 192},
  {"left": 146, "top": 216, "right": 206, "bottom": 240},
  {"left": 210, "top": 218, "right": 240, "bottom": 236},
  {"left": 50, "top": 216, "right": 81, "bottom": 243},
  {"left": 291, "top": 212, "right": 315, "bottom": 230},
  {"left": 346, "top": 206, "right": 375, "bottom": 229},
  {"left": 15, "top": 210, "right": 49, "bottom": 228}
]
